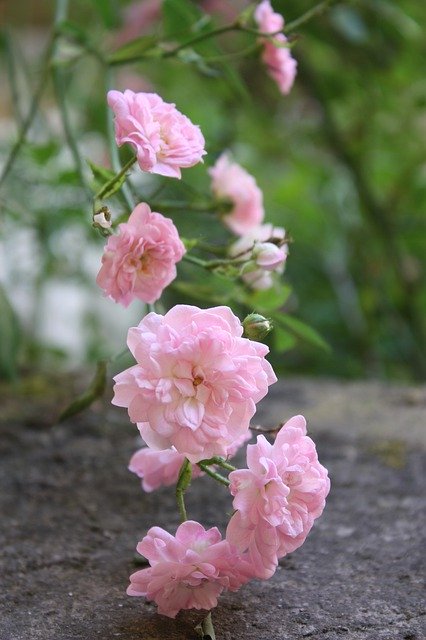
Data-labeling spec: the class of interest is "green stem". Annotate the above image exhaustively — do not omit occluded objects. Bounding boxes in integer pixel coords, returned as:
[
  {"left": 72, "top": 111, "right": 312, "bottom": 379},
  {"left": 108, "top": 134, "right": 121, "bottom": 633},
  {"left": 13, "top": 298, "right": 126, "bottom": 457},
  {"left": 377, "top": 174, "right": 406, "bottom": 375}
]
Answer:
[
  {"left": 52, "top": 0, "right": 91, "bottom": 198},
  {"left": 0, "top": 33, "right": 56, "bottom": 189},
  {"left": 108, "top": 22, "right": 284, "bottom": 66},
  {"left": 183, "top": 253, "right": 246, "bottom": 270},
  {"left": 201, "top": 456, "right": 237, "bottom": 471},
  {"left": 3, "top": 32, "right": 24, "bottom": 126},
  {"left": 197, "top": 462, "right": 230, "bottom": 486},
  {"left": 94, "top": 153, "right": 137, "bottom": 202},
  {"left": 148, "top": 200, "right": 219, "bottom": 214},
  {"left": 52, "top": 69, "right": 92, "bottom": 200},
  {"left": 176, "top": 459, "right": 192, "bottom": 522},
  {"left": 285, "top": 0, "right": 341, "bottom": 34}
]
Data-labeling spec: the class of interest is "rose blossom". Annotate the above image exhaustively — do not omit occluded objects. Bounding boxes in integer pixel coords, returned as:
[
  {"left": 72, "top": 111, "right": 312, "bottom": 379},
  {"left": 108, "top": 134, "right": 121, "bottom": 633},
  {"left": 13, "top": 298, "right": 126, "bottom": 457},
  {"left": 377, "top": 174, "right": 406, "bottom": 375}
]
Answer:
[
  {"left": 96, "top": 203, "right": 185, "bottom": 307},
  {"left": 129, "top": 431, "right": 251, "bottom": 493},
  {"left": 230, "top": 223, "right": 288, "bottom": 290},
  {"left": 226, "top": 415, "right": 330, "bottom": 579},
  {"left": 209, "top": 153, "right": 264, "bottom": 235},
  {"left": 127, "top": 520, "right": 251, "bottom": 617},
  {"left": 107, "top": 90, "right": 206, "bottom": 178},
  {"left": 112, "top": 305, "right": 276, "bottom": 463},
  {"left": 254, "top": 0, "right": 297, "bottom": 95}
]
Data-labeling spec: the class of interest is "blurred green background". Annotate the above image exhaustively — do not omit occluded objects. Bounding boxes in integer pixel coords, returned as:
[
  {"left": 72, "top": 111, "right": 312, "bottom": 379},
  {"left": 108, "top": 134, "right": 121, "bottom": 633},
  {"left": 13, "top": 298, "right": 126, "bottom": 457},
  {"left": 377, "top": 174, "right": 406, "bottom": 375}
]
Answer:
[{"left": 0, "top": 0, "right": 425, "bottom": 382}]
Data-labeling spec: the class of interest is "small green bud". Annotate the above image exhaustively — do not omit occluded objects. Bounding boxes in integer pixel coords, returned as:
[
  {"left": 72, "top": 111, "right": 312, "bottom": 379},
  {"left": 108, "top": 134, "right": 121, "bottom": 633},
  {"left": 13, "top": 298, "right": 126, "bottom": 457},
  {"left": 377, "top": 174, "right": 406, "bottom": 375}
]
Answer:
[{"left": 242, "top": 313, "right": 273, "bottom": 341}]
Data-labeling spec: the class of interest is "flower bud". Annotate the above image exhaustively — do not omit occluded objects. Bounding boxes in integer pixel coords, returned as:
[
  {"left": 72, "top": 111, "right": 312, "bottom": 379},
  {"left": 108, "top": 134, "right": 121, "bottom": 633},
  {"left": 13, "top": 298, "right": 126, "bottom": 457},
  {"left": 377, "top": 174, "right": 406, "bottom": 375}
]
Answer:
[
  {"left": 93, "top": 207, "right": 112, "bottom": 230},
  {"left": 253, "top": 241, "right": 287, "bottom": 270},
  {"left": 243, "top": 313, "right": 273, "bottom": 341}
]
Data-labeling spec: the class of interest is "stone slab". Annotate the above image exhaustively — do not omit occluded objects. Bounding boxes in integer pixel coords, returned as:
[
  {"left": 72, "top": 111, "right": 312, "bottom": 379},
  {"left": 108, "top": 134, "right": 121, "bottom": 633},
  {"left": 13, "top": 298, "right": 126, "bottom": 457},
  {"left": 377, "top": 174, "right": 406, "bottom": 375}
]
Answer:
[{"left": 0, "top": 378, "right": 425, "bottom": 639}]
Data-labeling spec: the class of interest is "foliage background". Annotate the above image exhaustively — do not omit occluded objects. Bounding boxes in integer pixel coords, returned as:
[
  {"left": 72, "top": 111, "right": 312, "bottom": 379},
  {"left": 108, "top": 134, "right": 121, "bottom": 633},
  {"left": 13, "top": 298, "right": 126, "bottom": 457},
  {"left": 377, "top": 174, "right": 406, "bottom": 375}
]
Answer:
[{"left": 0, "top": 0, "right": 425, "bottom": 382}]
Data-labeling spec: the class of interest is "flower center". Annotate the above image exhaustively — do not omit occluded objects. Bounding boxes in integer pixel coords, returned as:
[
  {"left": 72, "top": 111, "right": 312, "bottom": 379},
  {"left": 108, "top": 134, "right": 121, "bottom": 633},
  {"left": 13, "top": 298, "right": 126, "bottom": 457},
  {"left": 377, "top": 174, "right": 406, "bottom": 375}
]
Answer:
[{"left": 193, "top": 375, "right": 203, "bottom": 387}]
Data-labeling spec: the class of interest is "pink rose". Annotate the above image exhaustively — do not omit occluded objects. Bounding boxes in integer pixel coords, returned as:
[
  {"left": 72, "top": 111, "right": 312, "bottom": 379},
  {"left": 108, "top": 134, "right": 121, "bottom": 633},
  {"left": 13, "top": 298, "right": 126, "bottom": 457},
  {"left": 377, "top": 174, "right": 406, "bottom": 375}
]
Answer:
[
  {"left": 226, "top": 415, "right": 330, "bottom": 578},
  {"left": 255, "top": 0, "right": 284, "bottom": 33},
  {"left": 96, "top": 203, "right": 185, "bottom": 307},
  {"left": 127, "top": 521, "right": 251, "bottom": 617},
  {"left": 112, "top": 305, "right": 276, "bottom": 463},
  {"left": 209, "top": 153, "right": 264, "bottom": 235},
  {"left": 254, "top": 0, "right": 297, "bottom": 95},
  {"left": 230, "top": 223, "right": 288, "bottom": 290},
  {"left": 107, "top": 90, "right": 206, "bottom": 178},
  {"left": 129, "top": 448, "right": 204, "bottom": 492},
  {"left": 129, "top": 431, "right": 251, "bottom": 493}
]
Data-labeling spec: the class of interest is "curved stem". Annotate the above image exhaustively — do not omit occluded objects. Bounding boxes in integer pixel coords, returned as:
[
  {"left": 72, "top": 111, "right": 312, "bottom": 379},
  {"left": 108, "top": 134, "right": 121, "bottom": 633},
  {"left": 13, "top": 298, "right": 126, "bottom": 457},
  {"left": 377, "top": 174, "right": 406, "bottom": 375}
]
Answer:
[{"left": 197, "top": 463, "right": 230, "bottom": 486}]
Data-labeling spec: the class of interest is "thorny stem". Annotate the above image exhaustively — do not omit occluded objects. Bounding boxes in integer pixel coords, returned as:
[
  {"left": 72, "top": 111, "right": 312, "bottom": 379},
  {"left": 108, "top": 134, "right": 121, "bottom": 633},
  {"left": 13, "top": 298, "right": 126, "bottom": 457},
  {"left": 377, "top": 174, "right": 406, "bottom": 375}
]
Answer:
[
  {"left": 176, "top": 459, "right": 192, "bottom": 522},
  {"left": 197, "top": 462, "right": 230, "bottom": 486}
]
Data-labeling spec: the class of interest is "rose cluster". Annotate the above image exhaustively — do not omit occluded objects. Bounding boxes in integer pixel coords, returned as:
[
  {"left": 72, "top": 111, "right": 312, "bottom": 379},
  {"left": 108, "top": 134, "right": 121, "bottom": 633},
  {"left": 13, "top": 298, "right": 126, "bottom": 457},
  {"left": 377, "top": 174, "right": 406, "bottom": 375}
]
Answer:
[
  {"left": 112, "top": 305, "right": 329, "bottom": 618},
  {"left": 126, "top": 412, "right": 329, "bottom": 618},
  {"left": 93, "top": 3, "right": 328, "bottom": 623}
]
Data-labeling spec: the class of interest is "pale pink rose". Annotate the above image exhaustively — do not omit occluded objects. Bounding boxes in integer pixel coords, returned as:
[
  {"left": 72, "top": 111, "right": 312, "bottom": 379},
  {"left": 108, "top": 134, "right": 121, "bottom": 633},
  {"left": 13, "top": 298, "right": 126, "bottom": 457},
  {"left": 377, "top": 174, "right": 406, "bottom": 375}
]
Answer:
[
  {"left": 127, "top": 520, "right": 251, "bottom": 617},
  {"left": 128, "top": 447, "right": 204, "bottom": 492},
  {"left": 255, "top": 0, "right": 284, "bottom": 33},
  {"left": 107, "top": 90, "right": 206, "bottom": 179},
  {"left": 254, "top": 1, "right": 297, "bottom": 95},
  {"left": 226, "top": 415, "right": 330, "bottom": 579},
  {"left": 129, "top": 431, "right": 251, "bottom": 493},
  {"left": 230, "top": 223, "right": 288, "bottom": 290},
  {"left": 209, "top": 153, "right": 264, "bottom": 235},
  {"left": 112, "top": 305, "right": 276, "bottom": 463},
  {"left": 96, "top": 203, "right": 185, "bottom": 307}
]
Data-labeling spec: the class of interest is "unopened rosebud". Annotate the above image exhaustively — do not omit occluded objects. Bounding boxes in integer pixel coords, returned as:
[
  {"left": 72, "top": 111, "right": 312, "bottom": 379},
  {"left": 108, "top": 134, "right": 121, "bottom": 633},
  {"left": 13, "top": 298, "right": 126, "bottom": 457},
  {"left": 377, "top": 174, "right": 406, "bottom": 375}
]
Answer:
[
  {"left": 253, "top": 241, "right": 287, "bottom": 270},
  {"left": 243, "top": 313, "right": 273, "bottom": 341},
  {"left": 93, "top": 207, "right": 112, "bottom": 230}
]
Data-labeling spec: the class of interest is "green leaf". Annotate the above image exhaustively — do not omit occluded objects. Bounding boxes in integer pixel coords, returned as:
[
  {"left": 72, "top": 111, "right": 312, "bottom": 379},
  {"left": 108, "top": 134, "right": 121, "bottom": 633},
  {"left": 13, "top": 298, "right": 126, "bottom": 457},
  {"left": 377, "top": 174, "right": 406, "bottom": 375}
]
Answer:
[
  {"left": 162, "top": 0, "right": 208, "bottom": 40},
  {"left": 25, "top": 141, "right": 59, "bottom": 165},
  {"left": 0, "top": 285, "right": 21, "bottom": 380},
  {"left": 273, "top": 313, "right": 330, "bottom": 352},
  {"left": 108, "top": 35, "right": 160, "bottom": 64},
  {"left": 58, "top": 360, "right": 107, "bottom": 422},
  {"left": 241, "top": 284, "right": 292, "bottom": 313},
  {"left": 87, "top": 159, "right": 115, "bottom": 187},
  {"left": 177, "top": 48, "right": 221, "bottom": 77},
  {"left": 90, "top": 0, "right": 119, "bottom": 28},
  {"left": 274, "top": 326, "right": 297, "bottom": 353}
]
